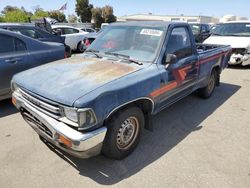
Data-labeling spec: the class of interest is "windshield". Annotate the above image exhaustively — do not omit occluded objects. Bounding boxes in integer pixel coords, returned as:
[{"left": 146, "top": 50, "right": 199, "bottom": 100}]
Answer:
[
  {"left": 190, "top": 24, "right": 200, "bottom": 34},
  {"left": 212, "top": 23, "right": 250, "bottom": 36},
  {"left": 87, "top": 25, "right": 165, "bottom": 62}
]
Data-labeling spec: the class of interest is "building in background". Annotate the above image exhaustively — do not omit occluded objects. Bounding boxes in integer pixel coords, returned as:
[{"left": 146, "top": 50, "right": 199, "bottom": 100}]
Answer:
[
  {"left": 117, "top": 14, "right": 219, "bottom": 24},
  {"left": 219, "top": 15, "right": 248, "bottom": 23}
]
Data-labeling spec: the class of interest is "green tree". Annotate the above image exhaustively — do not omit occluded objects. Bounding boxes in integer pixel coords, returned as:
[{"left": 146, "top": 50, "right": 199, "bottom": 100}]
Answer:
[
  {"left": 0, "top": 16, "right": 5, "bottom": 22},
  {"left": 68, "top": 14, "right": 78, "bottom": 23},
  {"left": 91, "top": 7, "right": 104, "bottom": 28},
  {"left": 4, "top": 9, "right": 29, "bottom": 22},
  {"left": 102, "top": 5, "right": 116, "bottom": 23},
  {"left": 31, "top": 6, "right": 48, "bottom": 20},
  {"left": 1, "top": 6, "right": 18, "bottom": 15},
  {"left": 49, "top": 11, "right": 66, "bottom": 22},
  {"left": 75, "top": 0, "right": 93, "bottom": 22}
]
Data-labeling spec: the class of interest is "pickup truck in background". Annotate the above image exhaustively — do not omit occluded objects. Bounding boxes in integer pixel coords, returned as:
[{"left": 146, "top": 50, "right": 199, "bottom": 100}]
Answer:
[
  {"left": 0, "top": 29, "right": 65, "bottom": 101},
  {"left": 12, "top": 22, "right": 231, "bottom": 160},
  {"left": 204, "top": 21, "right": 250, "bottom": 66}
]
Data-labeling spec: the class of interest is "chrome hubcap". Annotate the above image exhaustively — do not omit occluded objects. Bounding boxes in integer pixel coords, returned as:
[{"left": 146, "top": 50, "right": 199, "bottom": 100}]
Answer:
[{"left": 117, "top": 117, "right": 139, "bottom": 150}]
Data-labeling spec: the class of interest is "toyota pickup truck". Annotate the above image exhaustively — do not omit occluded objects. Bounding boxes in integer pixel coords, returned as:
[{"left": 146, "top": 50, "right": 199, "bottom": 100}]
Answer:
[{"left": 12, "top": 22, "right": 231, "bottom": 160}]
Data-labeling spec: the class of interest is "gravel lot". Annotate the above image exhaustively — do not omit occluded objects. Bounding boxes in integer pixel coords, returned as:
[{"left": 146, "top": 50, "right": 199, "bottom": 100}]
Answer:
[{"left": 0, "top": 67, "right": 249, "bottom": 188}]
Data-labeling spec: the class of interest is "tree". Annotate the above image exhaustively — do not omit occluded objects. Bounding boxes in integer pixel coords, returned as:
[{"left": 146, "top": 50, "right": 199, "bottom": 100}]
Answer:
[
  {"left": 91, "top": 7, "right": 104, "bottom": 28},
  {"left": 31, "top": 6, "right": 48, "bottom": 20},
  {"left": 1, "top": 6, "right": 18, "bottom": 15},
  {"left": 75, "top": 0, "right": 93, "bottom": 22},
  {"left": 49, "top": 11, "right": 66, "bottom": 22},
  {"left": 102, "top": 5, "right": 116, "bottom": 23},
  {"left": 4, "top": 9, "right": 29, "bottom": 22},
  {"left": 68, "top": 14, "right": 78, "bottom": 23},
  {"left": 0, "top": 16, "right": 5, "bottom": 22}
]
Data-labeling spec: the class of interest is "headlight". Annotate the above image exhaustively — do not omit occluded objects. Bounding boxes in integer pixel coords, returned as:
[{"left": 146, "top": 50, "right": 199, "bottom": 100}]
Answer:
[
  {"left": 63, "top": 107, "right": 97, "bottom": 130},
  {"left": 78, "top": 109, "right": 97, "bottom": 130},
  {"left": 64, "top": 107, "right": 78, "bottom": 122}
]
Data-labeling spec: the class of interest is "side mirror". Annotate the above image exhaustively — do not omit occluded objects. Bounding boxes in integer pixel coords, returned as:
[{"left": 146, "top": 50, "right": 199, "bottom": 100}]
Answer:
[{"left": 165, "top": 54, "right": 177, "bottom": 65}]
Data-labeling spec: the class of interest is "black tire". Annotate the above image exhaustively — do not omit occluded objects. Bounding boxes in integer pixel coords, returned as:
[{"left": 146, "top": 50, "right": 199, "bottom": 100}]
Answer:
[
  {"left": 198, "top": 70, "right": 217, "bottom": 99},
  {"left": 65, "top": 45, "right": 72, "bottom": 58},
  {"left": 77, "top": 42, "right": 85, "bottom": 53},
  {"left": 102, "top": 106, "right": 144, "bottom": 160}
]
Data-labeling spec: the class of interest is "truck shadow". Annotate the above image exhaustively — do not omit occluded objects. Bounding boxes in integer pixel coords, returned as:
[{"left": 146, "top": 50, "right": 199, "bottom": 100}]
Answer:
[
  {"left": 0, "top": 99, "right": 18, "bottom": 118},
  {"left": 44, "top": 82, "right": 240, "bottom": 185},
  {"left": 228, "top": 64, "right": 250, "bottom": 70}
]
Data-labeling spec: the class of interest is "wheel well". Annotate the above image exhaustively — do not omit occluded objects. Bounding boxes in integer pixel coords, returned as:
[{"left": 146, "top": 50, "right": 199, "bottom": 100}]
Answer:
[{"left": 104, "top": 98, "right": 154, "bottom": 130}]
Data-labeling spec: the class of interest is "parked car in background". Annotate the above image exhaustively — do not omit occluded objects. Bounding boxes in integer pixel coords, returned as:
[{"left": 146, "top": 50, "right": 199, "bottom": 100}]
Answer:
[
  {"left": 189, "top": 23, "right": 211, "bottom": 43},
  {"left": 204, "top": 21, "right": 250, "bottom": 66},
  {"left": 0, "top": 29, "right": 65, "bottom": 100},
  {"left": 79, "top": 27, "right": 96, "bottom": 33},
  {"left": 0, "top": 24, "right": 72, "bottom": 57},
  {"left": 52, "top": 25, "right": 88, "bottom": 53},
  {"left": 12, "top": 22, "right": 231, "bottom": 160},
  {"left": 83, "top": 28, "right": 105, "bottom": 50}
]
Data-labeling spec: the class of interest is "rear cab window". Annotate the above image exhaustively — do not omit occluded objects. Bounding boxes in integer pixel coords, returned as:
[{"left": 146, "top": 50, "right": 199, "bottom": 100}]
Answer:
[{"left": 166, "top": 27, "right": 193, "bottom": 59}]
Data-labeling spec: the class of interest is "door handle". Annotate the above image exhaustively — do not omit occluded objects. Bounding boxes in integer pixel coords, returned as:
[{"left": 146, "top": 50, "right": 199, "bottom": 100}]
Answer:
[{"left": 5, "top": 58, "right": 22, "bottom": 64}]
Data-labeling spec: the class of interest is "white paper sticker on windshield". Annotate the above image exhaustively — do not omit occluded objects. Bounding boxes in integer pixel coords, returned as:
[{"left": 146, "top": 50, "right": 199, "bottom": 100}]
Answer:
[
  {"left": 246, "top": 25, "right": 250, "bottom": 27},
  {"left": 140, "top": 29, "right": 163, "bottom": 36}
]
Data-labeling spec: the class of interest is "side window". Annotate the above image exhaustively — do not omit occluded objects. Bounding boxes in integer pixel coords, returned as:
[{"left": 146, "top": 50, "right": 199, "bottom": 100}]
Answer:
[
  {"left": 166, "top": 27, "right": 193, "bottom": 59},
  {"left": 53, "top": 28, "right": 63, "bottom": 35},
  {"left": 87, "top": 28, "right": 94, "bottom": 33},
  {"left": 201, "top": 25, "right": 206, "bottom": 33},
  {"left": 0, "top": 34, "right": 15, "bottom": 54},
  {"left": 15, "top": 38, "right": 27, "bottom": 52},
  {"left": 11, "top": 28, "right": 42, "bottom": 39},
  {"left": 62, "top": 28, "right": 79, "bottom": 34}
]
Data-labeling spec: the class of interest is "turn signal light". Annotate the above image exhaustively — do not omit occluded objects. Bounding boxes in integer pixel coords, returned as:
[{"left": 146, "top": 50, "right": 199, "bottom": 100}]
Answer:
[
  {"left": 12, "top": 96, "right": 17, "bottom": 106},
  {"left": 58, "top": 134, "right": 72, "bottom": 148}
]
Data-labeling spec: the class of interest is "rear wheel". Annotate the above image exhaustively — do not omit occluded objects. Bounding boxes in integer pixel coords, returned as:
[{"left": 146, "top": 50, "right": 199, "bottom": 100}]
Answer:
[
  {"left": 102, "top": 106, "right": 144, "bottom": 159},
  {"left": 77, "top": 42, "right": 85, "bottom": 53},
  {"left": 198, "top": 70, "right": 217, "bottom": 98}
]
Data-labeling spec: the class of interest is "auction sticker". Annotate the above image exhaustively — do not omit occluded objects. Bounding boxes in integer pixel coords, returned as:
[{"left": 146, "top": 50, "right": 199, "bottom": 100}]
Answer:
[{"left": 140, "top": 29, "right": 163, "bottom": 36}]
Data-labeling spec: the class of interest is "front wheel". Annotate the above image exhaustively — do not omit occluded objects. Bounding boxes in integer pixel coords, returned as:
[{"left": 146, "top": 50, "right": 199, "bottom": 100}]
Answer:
[
  {"left": 102, "top": 106, "right": 144, "bottom": 159},
  {"left": 198, "top": 70, "right": 217, "bottom": 99}
]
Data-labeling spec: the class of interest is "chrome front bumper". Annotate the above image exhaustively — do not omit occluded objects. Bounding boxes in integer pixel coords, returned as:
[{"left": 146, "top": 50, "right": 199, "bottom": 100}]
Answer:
[{"left": 13, "top": 91, "right": 107, "bottom": 158}]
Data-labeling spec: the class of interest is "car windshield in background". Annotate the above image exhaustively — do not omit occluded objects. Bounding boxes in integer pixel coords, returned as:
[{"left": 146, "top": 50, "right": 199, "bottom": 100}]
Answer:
[
  {"left": 87, "top": 26, "right": 165, "bottom": 62},
  {"left": 212, "top": 23, "right": 250, "bottom": 36},
  {"left": 190, "top": 24, "right": 200, "bottom": 34}
]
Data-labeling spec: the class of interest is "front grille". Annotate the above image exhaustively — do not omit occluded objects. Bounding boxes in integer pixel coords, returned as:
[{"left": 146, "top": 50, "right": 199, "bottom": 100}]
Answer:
[
  {"left": 18, "top": 88, "right": 62, "bottom": 119},
  {"left": 21, "top": 108, "right": 53, "bottom": 138}
]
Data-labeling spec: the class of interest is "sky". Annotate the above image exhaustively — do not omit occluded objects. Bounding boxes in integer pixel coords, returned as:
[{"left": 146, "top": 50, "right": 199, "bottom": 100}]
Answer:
[{"left": 0, "top": 0, "right": 249, "bottom": 19}]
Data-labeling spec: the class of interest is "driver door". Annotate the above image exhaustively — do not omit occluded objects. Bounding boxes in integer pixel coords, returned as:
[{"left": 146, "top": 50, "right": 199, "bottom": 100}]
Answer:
[{"left": 156, "top": 26, "right": 198, "bottom": 110}]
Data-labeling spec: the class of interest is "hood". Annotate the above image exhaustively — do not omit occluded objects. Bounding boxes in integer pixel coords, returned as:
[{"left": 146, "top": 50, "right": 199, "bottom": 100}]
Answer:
[
  {"left": 204, "top": 36, "right": 250, "bottom": 48},
  {"left": 13, "top": 56, "right": 144, "bottom": 106}
]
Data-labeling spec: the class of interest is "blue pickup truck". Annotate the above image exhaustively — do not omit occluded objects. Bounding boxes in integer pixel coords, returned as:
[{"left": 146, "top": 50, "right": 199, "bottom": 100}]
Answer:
[{"left": 12, "top": 22, "right": 231, "bottom": 160}]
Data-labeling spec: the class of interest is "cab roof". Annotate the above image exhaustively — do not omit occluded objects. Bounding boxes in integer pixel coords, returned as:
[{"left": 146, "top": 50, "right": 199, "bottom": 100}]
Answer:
[{"left": 110, "top": 21, "right": 187, "bottom": 28}]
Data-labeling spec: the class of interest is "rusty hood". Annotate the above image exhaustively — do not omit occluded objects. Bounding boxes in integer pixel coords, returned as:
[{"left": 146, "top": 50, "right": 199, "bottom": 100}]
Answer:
[{"left": 13, "top": 56, "right": 145, "bottom": 106}]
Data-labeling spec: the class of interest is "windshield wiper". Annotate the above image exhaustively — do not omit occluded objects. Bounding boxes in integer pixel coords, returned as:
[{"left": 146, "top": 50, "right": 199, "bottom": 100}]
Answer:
[
  {"left": 85, "top": 49, "right": 102, "bottom": 58},
  {"left": 104, "top": 52, "right": 143, "bottom": 65}
]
